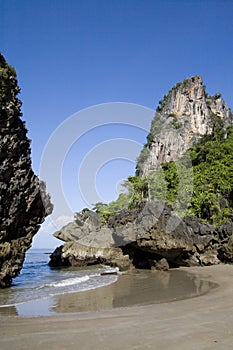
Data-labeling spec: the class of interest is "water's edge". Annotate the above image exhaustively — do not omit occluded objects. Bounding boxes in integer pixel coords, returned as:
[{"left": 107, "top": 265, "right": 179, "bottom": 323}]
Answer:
[{"left": 0, "top": 249, "right": 218, "bottom": 317}]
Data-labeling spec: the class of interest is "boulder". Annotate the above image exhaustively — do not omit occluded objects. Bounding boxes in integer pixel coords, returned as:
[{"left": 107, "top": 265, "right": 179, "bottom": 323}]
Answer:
[
  {"left": 216, "top": 217, "right": 233, "bottom": 263},
  {"left": 218, "top": 235, "right": 233, "bottom": 263},
  {"left": 152, "top": 258, "right": 169, "bottom": 271}
]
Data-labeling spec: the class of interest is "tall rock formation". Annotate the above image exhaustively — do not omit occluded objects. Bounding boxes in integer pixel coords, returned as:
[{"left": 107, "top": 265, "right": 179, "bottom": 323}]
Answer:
[
  {"left": 49, "top": 75, "right": 233, "bottom": 271},
  {"left": 137, "top": 75, "right": 233, "bottom": 176},
  {"left": 0, "top": 53, "right": 53, "bottom": 287}
]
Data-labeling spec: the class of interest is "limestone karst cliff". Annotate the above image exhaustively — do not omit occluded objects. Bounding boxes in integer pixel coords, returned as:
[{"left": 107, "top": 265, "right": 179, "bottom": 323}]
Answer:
[
  {"left": 137, "top": 75, "right": 233, "bottom": 176},
  {"left": 0, "top": 53, "right": 53, "bottom": 287},
  {"left": 49, "top": 75, "right": 233, "bottom": 271}
]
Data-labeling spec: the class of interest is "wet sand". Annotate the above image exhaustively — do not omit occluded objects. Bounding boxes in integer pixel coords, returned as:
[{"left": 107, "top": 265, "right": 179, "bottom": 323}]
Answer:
[{"left": 0, "top": 264, "right": 233, "bottom": 349}]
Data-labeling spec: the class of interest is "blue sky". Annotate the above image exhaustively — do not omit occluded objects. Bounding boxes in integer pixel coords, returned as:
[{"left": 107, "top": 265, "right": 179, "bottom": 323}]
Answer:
[{"left": 1, "top": 0, "right": 233, "bottom": 248}]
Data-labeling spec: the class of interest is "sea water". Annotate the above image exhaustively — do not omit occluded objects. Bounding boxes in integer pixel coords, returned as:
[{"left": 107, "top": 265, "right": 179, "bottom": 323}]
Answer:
[
  {"left": 0, "top": 248, "right": 118, "bottom": 316},
  {"left": 0, "top": 249, "right": 218, "bottom": 317}
]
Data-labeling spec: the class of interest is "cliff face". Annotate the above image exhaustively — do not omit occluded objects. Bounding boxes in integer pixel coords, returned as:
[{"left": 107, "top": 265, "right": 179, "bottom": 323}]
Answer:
[
  {"left": 137, "top": 75, "right": 233, "bottom": 176},
  {"left": 49, "top": 75, "right": 233, "bottom": 271},
  {"left": 0, "top": 53, "right": 53, "bottom": 287}
]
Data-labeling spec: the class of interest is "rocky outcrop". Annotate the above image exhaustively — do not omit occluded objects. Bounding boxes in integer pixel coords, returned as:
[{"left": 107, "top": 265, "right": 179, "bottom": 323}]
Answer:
[
  {"left": 49, "top": 242, "right": 131, "bottom": 271},
  {"left": 0, "top": 53, "right": 53, "bottom": 287},
  {"left": 49, "top": 201, "right": 232, "bottom": 270},
  {"left": 49, "top": 75, "right": 233, "bottom": 272},
  {"left": 137, "top": 75, "right": 233, "bottom": 176},
  {"left": 54, "top": 210, "right": 115, "bottom": 248},
  {"left": 217, "top": 216, "right": 233, "bottom": 263}
]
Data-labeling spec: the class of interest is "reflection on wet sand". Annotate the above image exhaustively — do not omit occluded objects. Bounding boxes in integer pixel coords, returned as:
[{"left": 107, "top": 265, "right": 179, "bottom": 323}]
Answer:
[
  {"left": 0, "top": 305, "right": 18, "bottom": 316},
  {"left": 52, "top": 269, "right": 218, "bottom": 314}
]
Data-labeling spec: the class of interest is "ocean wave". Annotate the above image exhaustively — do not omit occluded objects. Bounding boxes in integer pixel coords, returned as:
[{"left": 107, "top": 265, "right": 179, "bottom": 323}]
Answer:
[
  {"left": 0, "top": 262, "right": 120, "bottom": 312},
  {"left": 47, "top": 275, "right": 90, "bottom": 288}
]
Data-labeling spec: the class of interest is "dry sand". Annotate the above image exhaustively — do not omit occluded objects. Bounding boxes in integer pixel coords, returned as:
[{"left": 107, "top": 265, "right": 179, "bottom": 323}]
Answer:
[{"left": 0, "top": 264, "right": 233, "bottom": 350}]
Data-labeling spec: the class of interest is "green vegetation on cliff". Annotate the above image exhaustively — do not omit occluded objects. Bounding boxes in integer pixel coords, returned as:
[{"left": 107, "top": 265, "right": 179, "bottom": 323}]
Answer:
[
  {"left": 0, "top": 54, "right": 22, "bottom": 118},
  {"left": 94, "top": 125, "right": 233, "bottom": 226},
  {"left": 149, "top": 125, "right": 233, "bottom": 225},
  {"left": 187, "top": 126, "right": 233, "bottom": 224},
  {"left": 92, "top": 193, "right": 130, "bottom": 222}
]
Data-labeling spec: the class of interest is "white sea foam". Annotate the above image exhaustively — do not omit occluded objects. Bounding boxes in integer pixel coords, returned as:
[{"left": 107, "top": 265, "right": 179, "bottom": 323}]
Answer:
[
  {"left": 103, "top": 266, "right": 120, "bottom": 274},
  {"left": 48, "top": 275, "right": 90, "bottom": 288},
  {"left": 0, "top": 251, "right": 120, "bottom": 315}
]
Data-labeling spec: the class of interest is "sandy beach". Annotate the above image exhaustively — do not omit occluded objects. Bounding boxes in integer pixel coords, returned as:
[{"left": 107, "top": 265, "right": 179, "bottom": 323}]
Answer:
[{"left": 0, "top": 264, "right": 233, "bottom": 350}]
